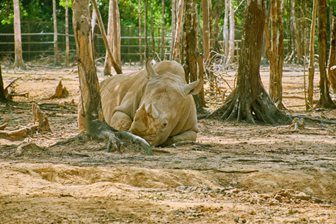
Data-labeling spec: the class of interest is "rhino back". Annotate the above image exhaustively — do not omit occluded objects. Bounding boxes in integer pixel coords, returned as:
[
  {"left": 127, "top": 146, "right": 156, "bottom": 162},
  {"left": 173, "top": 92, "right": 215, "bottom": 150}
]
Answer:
[{"left": 100, "top": 70, "right": 147, "bottom": 126}]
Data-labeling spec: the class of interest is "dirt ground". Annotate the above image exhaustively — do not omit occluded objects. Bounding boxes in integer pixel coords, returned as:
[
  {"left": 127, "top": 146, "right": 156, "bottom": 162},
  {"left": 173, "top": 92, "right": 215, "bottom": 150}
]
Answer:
[{"left": 1, "top": 64, "right": 336, "bottom": 223}]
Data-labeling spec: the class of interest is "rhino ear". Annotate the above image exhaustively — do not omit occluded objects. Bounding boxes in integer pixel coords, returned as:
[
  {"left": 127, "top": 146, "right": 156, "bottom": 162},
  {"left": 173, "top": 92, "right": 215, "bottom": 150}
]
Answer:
[
  {"left": 146, "top": 59, "right": 157, "bottom": 79},
  {"left": 183, "top": 79, "right": 203, "bottom": 96}
]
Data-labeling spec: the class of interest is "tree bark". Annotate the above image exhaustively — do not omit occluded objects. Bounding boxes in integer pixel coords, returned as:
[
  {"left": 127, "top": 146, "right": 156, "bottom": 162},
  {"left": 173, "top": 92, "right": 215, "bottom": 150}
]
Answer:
[
  {"left": 144, "top": 0, "right": 148, "bottom": 58},
  {"left": 227, "top": 0, "right": 235, "bottom": 65},
  {"left": 172, "top": 0, "right": 185, "bottom": 62},
  {"left": 317, "top": 0, "right": 335, "bottom": 108},
  {"left": 201, "top": 0, "right": 210, "bottom": 61},
  {"left": 307, "top": 0, "right": 317, "bottom": 109},
  {"left": 13, "top": 0, "right": 23, "bottom": 68},
  {"left": 171, "top": 0, "right": 177, "bottom": 57},
  {"left": 92, "top": 0, "right": 122, "bottom": 74},
  {"left": 160, "top": 0, "right": 165, "bottom": 60},
  {"left": 104, "top": 0, "right": 122, "bottom": 76},
  {"left": 210, "top": 0, "right": 290, "bottom": 125},
  {"left": 265, "top": 0, "right": 285, "bottom": 109},
  {"left": 73, "top": 0, "right": 104, "bottom": 129},
  {"left": 0, "top": 64, "right": 6, "bottom": 101},
  {"left": 328, "top": 16, "right": 336, "bottom": 93},
  {"left": 184, "top": 0, "right": 206, "bottom": 111},
  {"left": 65, "top": 0, "right": 70, "bottom": 67},
  {"left": 138, "top": 0, "right": 143, "bottom": 63},
  {"left": 53, "top": 0, "right": 59, "bottom": 65},
  {"left": 223, "top": 0, "right": 229, "bottom": 60},
  {"left": 150, "top": 0, "right": 155, "bottom": 56}
]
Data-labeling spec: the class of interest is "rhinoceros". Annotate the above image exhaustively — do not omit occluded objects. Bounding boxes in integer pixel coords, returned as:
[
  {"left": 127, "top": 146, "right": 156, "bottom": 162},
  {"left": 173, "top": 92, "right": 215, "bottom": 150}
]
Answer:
[{"left": 79, "top": 60, "right": 201, "bottom": 146}]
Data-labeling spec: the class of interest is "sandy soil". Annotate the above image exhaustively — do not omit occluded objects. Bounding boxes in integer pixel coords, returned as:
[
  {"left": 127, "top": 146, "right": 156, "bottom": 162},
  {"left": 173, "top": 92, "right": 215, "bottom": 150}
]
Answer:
[{"left": 1, "top": 64, "right": 336, "bottom": 223}]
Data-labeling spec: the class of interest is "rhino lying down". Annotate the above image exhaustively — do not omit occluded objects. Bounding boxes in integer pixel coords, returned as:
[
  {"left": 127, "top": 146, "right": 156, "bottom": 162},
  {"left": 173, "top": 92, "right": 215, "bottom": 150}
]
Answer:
[{"left": 79, "top": 60, "right": 201, "bottom": 146}]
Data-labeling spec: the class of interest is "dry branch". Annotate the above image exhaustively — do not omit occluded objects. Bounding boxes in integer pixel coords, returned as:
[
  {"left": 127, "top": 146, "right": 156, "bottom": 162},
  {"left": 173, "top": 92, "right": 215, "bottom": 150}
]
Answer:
[{"left": 0, "top": 103, "right": 51, "bottom": 140}]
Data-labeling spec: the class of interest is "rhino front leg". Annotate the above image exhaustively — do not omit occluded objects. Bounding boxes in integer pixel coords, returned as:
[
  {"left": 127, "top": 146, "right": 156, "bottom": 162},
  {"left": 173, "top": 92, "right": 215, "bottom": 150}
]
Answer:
[
  {"left": 162, "top": 130, "right": 197, "bottom": 146},
  {"left": 107, "top": 111, "right": 133, "bottom": 131}
]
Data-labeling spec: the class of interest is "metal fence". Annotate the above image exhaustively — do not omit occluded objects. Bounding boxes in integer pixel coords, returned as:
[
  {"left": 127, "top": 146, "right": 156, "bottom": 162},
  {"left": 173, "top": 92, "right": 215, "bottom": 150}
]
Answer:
[{"left": 0, "top": 32, "right": 172, "bottom": 64}]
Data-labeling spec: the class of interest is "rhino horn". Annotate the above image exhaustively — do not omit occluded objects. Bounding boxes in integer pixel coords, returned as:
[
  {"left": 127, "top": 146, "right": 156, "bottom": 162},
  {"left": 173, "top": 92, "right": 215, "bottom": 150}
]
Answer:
[
  {"left": 146, "top": 59, "right": 157, "bottom": 79},
  {"left": 183, "top": 79, "right": 203, "bottom": 96}
]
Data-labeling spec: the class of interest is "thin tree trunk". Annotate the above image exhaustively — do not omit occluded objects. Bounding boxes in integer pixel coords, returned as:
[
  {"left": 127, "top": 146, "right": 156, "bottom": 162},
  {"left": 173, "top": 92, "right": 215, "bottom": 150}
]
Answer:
[
  {"left": 0, "top": 64, "right": 6, "bottom": 101},
  {"left": 307, "top": 0, "right": 317, "bottom": 109},
  {"left": 227, "top": 0, "right": 235, "bottom": 65},
  {"left": 53, "top": 0, "right": 59, "bottom": 65},
  {"left": 150, "top": 0, "right": 155, "bottom": 56},
  {"left": 223, "top": 0, "right": 229, "bottom": 60},
  {"left": 172, "top": 0, "right": 185, "bottom": 61},
  {"left": 65, "top": 0, "right": 70, "bottom": 67},
  {"left": 92, "top": 0, "right": 122, "bottom": 74},
  {"left": 160, "top": 0, "right": 165, "bottom": 60},
  {"left": 138, "top": 0, "right": 142, "bottom": 63},
  {"left": 13, "top": 0, "right": 23, "bottom": 68},
  {"left": 171, "top": 0, "right": 177, "bottom": 57},
  {"left": 184, "top": 0, "right": 206, "bottom": 111},
  {"left": 104, "top": 0, "right": 122, "bottom": 76},
  {"left": 266, "top": 0, "right": 285, "bottom": 109},
  {"left": 201, "top": 0, "right": 210, "bottom": 61},
  {"left": 91, "top": 7, "right": 97, "bottom": 60},
  {"left": 72, "top": 0, "right": 104, "bottom": 129},
  {"left": 144, "top": 0, "right": 148, "bottom": 59},
  {"left": 210, "top": 0, "right": 290, "bottom": 125},
  {"left": 328, "top": 16, "right": 336, "bottom": 93},
  {"left": 317, "top": 0, "right": 335, "bottom": 108},
  {"left": 291, "top": 0, "right": 304, "bottom": 63}
]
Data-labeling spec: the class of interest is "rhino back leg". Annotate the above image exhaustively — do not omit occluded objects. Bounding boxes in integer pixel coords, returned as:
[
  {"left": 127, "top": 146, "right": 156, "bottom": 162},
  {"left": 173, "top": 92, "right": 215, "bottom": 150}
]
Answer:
[{"left": 107, "top": 111, "right": 132, "bottom": 131}]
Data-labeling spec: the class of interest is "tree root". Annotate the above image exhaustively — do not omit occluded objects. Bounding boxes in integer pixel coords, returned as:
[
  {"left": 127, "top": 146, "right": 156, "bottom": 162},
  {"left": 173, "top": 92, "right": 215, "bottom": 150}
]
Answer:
[
  {"left": 209, "top": 89, "right": 291, "bottom": 125},
  {"left": 87, "top": 119, "right": 152, "bottom": 155}
]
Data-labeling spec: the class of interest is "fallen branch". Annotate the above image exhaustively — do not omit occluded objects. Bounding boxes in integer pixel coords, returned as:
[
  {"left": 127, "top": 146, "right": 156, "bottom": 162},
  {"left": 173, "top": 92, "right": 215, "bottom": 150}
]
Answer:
[
  {"left": 0, "top": 124, "right": 38, "bottom": 140},
  {"left": 0, "top": 122, "right": 7, "bottom": 130},
  {"left": 0, "top": 103, "right": 51, "bottom": 140}
]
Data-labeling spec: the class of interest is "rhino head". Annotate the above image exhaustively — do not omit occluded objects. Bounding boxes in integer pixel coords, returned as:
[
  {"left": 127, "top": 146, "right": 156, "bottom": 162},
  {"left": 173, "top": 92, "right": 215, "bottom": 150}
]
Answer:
[{"left": 129, "top": 60, "right": 201, "bottom": 146}]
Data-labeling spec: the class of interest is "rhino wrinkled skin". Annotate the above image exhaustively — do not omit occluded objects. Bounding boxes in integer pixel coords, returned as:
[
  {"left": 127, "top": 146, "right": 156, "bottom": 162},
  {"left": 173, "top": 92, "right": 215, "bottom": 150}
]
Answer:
[{"left": 79, "top": 60, "right": 200, "bottom": 146}]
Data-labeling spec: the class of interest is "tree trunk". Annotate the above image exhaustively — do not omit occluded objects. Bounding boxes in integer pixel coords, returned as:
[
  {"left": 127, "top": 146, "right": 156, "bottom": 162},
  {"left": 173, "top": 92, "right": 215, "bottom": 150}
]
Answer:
[
  {"left": 92, "top": 0, "right": 122, "bottom": 74},
  {"left": 210, "top": 1, "right": 222, "bottom": 52},
  {"left": 172, "top": 0, "right": 185, "bottom": 62},
  {"left": 160, "top": 0, "right": 165, "bottom": 60},
  {"left": 150, "top": 0, "right": 155, "bottom": 56},
  {"left": 210, "top": 0, "right": 290, "bottom": 125},
  {"left": 227, "top": 0, "right": 235, "bottom": 65},
  {"left": 307, "top": 0, "right": 317, "bottom": 109},
  {"left": 144, "top": 0, "right": 148, "bottom": 58},
  {"left": 104, "top": 0, "right": 122, "bottom": 76},
  {"left": 138, "top": 0, "right": 143, "bottom": 63},
  {"left": 13, "top": 0, "right": 23, "bottom": 68},
  {"left": 0, "top": 64, "right": 6, "bottom": 101},
  {"left": 73, "top": 0, "right": 104, "bottom": 128},
  {"left": 265, "top": 0, "right": 285, "bottom": 109},
  {"left": 291, "top": 0, "right": 304, "bottom": 63},
  {"left": 201, "top": 0, "right": 210, "bottom": 61},
  {"left": 317, "top": 0, "right": 335, "bottom": 108},
  {"left": 65, "top": 0, "right": 70, "bottom": 67},
  {"left": 184, "top": 0, "right": 206, "bottom": 111},
  {"left": 73, "top": 0, "right": 151, "bottom": 154},
  {"left": 328, "top": 16, "right": 336, "bottom": 93},
  {"left": 53, "top": 0, "right": 59, "bottom": 65},
  {"left": 171, "top": 0, "right": 177, "bottom": 58},
  {"left": 223, "top": 0, "right": 229, "bottom": 60},
  {"left": 91, "top": 7, "right": 97, "bottom": 60}
]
